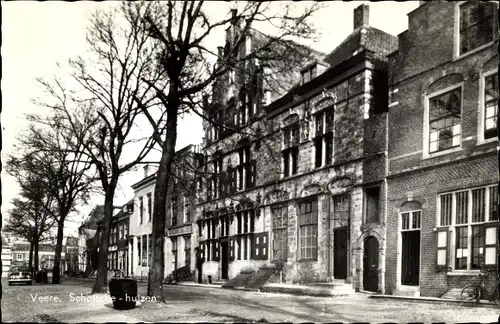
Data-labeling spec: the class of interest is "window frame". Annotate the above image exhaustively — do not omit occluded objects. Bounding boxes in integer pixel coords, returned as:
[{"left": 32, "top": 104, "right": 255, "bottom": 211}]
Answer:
[
  {"left": 436, "top": 184, "right": 499, "bottom": 272},
  {"left": 281, "top": 123, "right": 300, "bottom": 178},
  {"left": 139, "top": 196, "right": 144, "bottom": 224},
  {"left": 477, "top": 68, "right": 498, "bottom": 144},
  {"left": 298, "top": 198, "right": 319, "bottom": 261},
  {"left": 423, "top": 83, "right": 464, "bottom": 159},
  {"left": 454, "top": 1, "right": 497, "bottom": 59},
  {"left": 147, "top": 192, "right": 152, "bottom": 222},
  {"left": 271, "top": 204, "right": 288, "bottom": 261}
]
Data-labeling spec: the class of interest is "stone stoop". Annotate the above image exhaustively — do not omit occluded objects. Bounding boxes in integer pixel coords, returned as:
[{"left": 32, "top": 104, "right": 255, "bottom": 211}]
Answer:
[
  {"left": 246, "top": 266, "right": 278, "bottom": 290},
  {"left": 393, "top": 286, "right": 421, "bottom": 297},
  {"left": 222, "top": 271, "right": 255, "bottom": 289},
  {"left": 441, "top": 288, "right": 463, "bottom": 300}
]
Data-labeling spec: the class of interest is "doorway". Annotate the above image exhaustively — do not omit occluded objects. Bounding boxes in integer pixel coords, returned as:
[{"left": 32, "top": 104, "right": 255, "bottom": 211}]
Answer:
[
  {"left": 363, "top": 236, "right": 379, "bottom": 292},
  {"left": 401, "top": 231, "right": 420, "bottom": 285},
  {"left": 221, "top": 241, "right": 228, "bottom": 280},
  {"left": 400, "top": 210, "right": 421, "bottom": 286},
  {"left": 333, "top": 228, "right": 348, "bottom": 279}
]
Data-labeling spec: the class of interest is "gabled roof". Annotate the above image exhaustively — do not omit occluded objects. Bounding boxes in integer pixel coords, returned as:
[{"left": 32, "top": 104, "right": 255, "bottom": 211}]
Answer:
[
  {"left": 1, "top": 235, "right": 11, "bottom": 248},
  {"left": 79, "top": 205, "right": 105, "bottom": 231},
  {"left": 324, "top": 25, "right": 398, "bottom": 68}
]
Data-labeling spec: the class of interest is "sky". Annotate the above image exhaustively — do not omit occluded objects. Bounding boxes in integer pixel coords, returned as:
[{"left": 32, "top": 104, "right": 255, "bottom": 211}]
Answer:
[{"left": 1, "top": 1, "right": 419, "bottom": 237}]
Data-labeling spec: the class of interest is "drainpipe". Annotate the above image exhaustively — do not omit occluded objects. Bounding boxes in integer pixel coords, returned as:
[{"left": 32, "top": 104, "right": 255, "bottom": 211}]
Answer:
[{"left": 496, "top": 98, "right": 499, "bottom": 303}]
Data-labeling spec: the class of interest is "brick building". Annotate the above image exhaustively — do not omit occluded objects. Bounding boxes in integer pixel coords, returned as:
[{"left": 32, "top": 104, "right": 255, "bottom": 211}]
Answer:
[
  {"left": 165, "top": 145, "right": 200, "bottom": 279},
  {"left": 107, "top": 200, "right": 132, "bottom": 276},
  {"left": 196, "top": 5, "right": 398, "bottom": 292},
  {"left": 385, "top": 1, "right": 498, "bottom": 297}
]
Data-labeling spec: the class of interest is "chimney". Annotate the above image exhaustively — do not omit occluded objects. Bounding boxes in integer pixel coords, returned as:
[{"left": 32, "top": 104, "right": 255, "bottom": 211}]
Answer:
[
  {"left": 353, "top": 4, "right": 369, "bottom": 30},
  {"left": 217, "top": 46, "right": 224, "bottom": 59},
  {"left": 143, "top": 164, "right": 149, "bottom": 178},
  {"left": 231, "top": 8, "right": 237, "bottom": 21}
]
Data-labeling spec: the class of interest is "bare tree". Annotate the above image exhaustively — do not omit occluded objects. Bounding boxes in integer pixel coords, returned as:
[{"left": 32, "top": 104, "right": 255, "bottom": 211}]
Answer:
[
  {"left": 34, "top": 2, "right": 162, "bottom": 292},
  {"left": 9, "top": 121, "right": 96, "bottom": 284},
  {"left": 123, "top": 0, "right": 322, "bottom": 301},
  {"left": 3, "top": 176, "right": 56, "bottom": 273}
]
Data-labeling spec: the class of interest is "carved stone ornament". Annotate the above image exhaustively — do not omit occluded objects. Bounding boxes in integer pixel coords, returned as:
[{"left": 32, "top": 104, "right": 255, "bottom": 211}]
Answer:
[
  {"left": 300, "top": 183, "right": 324, "bottom": 198},
  {"left": 264, "top": 189, "right": 290, "bottom": 205}
]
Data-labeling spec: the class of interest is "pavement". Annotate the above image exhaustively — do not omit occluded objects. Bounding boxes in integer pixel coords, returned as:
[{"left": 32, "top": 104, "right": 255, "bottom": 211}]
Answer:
[{"left": 2, "top": 277, "right": 500, "bottom": 323}]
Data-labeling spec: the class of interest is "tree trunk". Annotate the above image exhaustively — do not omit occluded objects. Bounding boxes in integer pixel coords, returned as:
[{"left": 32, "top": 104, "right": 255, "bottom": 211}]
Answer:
[
  {"left": 52, "top": 220, "right": 65, "bottom": 284},
  {"left": 29, "top": 242, "right": 34, "bottom": 272},
  {"left": 92, "top": 187, "right": 115, "bottom": 294},
  {"left": 148, "top": 97, "right": 179, "bottom": 302},
  {"left": 34, "top": 240, "right": 40, "bottom": 271}
]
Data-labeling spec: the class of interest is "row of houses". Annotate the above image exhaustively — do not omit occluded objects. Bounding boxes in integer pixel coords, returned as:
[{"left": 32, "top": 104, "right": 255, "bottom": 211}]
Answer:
[
  {"left": 1, "top": 233, "right": 79, "bottom": 277},
  {"left": 77, "top": 1, "right": 498, "bottom": 298}
]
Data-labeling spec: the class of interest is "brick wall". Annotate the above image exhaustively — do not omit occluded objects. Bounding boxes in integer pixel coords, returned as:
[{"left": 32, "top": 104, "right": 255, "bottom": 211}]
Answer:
[{"left": 386, "top": 156, "right": 498, "bottom": 297}]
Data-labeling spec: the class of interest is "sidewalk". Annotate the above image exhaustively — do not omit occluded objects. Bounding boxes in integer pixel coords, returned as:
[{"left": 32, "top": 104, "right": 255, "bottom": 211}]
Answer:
[
  {"left": 369, "top": 294, "right": 500, "bottom": 309},
  {"left": 177, "top": 281, "right": 356, "bottom": 297}
]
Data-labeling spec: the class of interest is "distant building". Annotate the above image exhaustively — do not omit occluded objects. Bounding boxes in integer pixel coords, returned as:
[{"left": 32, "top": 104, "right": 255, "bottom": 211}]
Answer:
[
  {"left": 78, "top": 205, "right": 104, "bottom": 276},
  {"left": 108, "top": 200, "right": 133, "bottom": 276},
  {"left": 2, "top": 234, "right": 12, "bottom": 276},
  {"left": 11, "top": 242, "right": 67, "bottom": 272}
]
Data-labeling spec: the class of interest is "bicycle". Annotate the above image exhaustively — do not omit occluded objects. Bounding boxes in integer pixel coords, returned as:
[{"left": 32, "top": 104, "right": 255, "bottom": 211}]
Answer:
[{"left": 460, "top": 268, "right": 499, "bottom": 307}]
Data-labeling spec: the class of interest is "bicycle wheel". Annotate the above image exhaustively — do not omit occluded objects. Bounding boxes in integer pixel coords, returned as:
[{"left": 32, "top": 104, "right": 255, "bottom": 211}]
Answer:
[
  {"left": 461, "top": 284, "right": 481, "bottom": 303},
  {"left": 489, "top": 285, "right": 499, "bottom": 307}
]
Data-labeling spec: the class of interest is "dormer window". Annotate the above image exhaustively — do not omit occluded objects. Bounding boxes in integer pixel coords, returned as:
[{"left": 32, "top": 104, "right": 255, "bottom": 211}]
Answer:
[
  {"left": 301, "top": 64, "right": 317, "bottom": 85},
  {"left": 229, "top": 69, "right": 236, "bottom": 85}
]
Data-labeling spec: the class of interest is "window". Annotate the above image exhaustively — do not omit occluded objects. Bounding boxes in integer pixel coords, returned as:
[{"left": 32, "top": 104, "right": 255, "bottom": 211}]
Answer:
[
  {"left": 137, "top": 238, "right": 141, "bottom": 265},
  {"left": 171, "top": 237, "right": 178, "bottom": 271},
  {"left": 171, "top": 196, "right": 178, "bottom": 226},
  {"left": 458, "top": 1, "right": 496, "bottom": 56},
  {"left": 237, "top": 146, "right": 250, "bottom": 190},
  {"left": 212, "top": 158, "right": 223, "bottom": 198},
  {"left": 301, "top": 64, "right": 317, "bottom": 85},
  {"left": 184, "top": 197, "right": 191, "bottom": 223},
  {"left": 17, "top": 254, "right": 23, "bottom": 260},
  {"left": 236, "top": 209, "right": 255, "bottom": 260},
  {"left": 333, "top": 195, "right": 350, "bottom": 228},
  {"left": 427, "top": 86, "right": 462, "bottom": 154},
  {"left": 481, "top": 71, "right": 498, "bottom": 140},
  {"left": 364, "top": 186, "right": 380, "bottom": 224},
  {"left": 184, "top": 236, "right": 191, "bottom": 267},
  {"left": 314, "top": 109, "right": 334, "bottom": 168},
  {"left": 141, "top": 235, "right": 147, "bottom": 266},
  {"left": 148, "top": 234, "right": 152, "bottom": 267},
  {"left": 147, "top": 193, "right": 152, "bottom": 222},
  {"left": 282, "top": 123, "right": 300, "bottom": 177},
  {"left": 139, "top": 196, "right": 144, "bottom": 224},
  {"left": 401, "top": 211, "right": 421, "bottom": 231},
  {"left": 272, "top": 205, "right": 288, "bottom": 261},
  {"left": 298, "top": 199, "right": 318, "bottom": 260},
  {"left": 437, "top": 185, "right": 498, "bottom": 270}
]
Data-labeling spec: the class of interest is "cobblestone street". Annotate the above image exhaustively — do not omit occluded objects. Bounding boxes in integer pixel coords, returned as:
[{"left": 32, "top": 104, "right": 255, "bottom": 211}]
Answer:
[{"left": 2, "top": 278, "right": 499, "bottom": 323}]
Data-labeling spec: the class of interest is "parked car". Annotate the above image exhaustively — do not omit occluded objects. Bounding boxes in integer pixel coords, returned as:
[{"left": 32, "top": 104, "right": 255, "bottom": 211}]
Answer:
[{"left": 8, "top": 266, "right": 33, "bottom": 286}]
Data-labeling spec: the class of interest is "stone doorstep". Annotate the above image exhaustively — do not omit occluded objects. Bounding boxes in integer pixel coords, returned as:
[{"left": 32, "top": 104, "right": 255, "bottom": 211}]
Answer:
[{"left": 370, "top": 294, "right": 499, "bottom": 309}]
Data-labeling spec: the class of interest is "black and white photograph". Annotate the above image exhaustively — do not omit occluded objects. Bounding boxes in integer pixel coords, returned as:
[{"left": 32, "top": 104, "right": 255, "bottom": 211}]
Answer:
[{"left": 1, "top": 0, "right": 499, "bottom": 323}]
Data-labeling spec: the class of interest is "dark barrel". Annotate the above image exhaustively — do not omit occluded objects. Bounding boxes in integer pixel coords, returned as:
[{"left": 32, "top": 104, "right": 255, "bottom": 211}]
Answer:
[{"left": 108, "top": 278, "right": 137, "bottom": 309}]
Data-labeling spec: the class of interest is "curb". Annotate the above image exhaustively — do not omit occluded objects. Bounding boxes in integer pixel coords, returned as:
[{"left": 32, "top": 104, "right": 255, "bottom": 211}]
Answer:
[
  {"left": 176, "top": 282, "right": 223, "bottom": 289},
  {"left": 369, "top": 294, "right": 500, "bottom": 309},
  {"left": 258, "top": 285, "right": 352, "bottom": 298}
]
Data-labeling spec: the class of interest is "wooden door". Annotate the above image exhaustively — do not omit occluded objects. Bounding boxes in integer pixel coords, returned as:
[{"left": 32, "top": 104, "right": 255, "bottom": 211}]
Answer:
[
  {"left": 363, "top": 236, "right": 379, "bottom": 292},
  {"left": 333, "top": 228, "right": 348, "bottom": 279},
  {"left": 221, "top": 241, "right": 229, "bottom": 280},
  {"left": 401, "top": 230, "right": 420, "bottom": 286}
]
